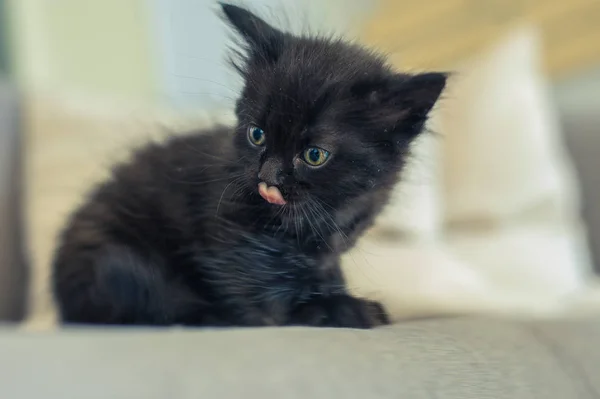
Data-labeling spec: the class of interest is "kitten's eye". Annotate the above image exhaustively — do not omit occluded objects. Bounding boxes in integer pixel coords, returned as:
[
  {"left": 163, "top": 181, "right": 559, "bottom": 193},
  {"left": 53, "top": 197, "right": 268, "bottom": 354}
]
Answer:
[
  {"left": 247, "top": 125, "right": 266, "bottom": 146},
  {"left": 302, "top": 147, "right": 330, "bottom": 167}
]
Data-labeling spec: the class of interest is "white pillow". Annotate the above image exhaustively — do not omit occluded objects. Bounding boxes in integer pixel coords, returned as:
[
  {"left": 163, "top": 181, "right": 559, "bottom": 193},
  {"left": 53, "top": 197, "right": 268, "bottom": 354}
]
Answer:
[
  {"left": 440, "top": 26, "right": 593, "bottom": 297},
  {"left": 343, "top": 26, "right": 595, "bottom": 321},
  {"left": 370, "top": 132, "right": 442, "bottom": 240}
]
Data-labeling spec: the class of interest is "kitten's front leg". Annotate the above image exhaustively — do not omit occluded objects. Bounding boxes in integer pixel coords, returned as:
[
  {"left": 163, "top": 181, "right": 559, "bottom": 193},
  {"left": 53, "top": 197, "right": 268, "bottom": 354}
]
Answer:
[
  {"left": 289, "top": 295, "right": 389, "bottom": 329},
  {"left": 286, "top": 257, "right": 389, "bottom": 329}
]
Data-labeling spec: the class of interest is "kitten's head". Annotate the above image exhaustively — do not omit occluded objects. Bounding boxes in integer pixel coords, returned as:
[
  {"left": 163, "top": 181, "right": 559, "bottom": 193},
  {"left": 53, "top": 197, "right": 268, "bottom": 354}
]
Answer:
[{"left": 221, "top": 3, "right": 445, "bottom": 217}]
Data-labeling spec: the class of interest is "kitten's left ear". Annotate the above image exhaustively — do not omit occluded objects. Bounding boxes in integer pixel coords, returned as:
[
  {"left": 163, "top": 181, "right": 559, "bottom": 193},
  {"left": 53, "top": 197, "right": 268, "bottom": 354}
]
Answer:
[
  {"left": 391, "top": 72, "right": 447, "bottom": 118},
  {"left": 363, "top": 72, "right": 447, "bottom": 135},
  {"left": 220, "top": 3, "right": 285, "bottom": 63}
]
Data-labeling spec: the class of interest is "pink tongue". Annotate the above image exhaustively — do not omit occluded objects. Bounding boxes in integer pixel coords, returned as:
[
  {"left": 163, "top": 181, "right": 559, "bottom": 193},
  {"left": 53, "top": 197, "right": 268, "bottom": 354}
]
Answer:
[{"left": 258, "top": 182, "right": 287, "bottom": 205}]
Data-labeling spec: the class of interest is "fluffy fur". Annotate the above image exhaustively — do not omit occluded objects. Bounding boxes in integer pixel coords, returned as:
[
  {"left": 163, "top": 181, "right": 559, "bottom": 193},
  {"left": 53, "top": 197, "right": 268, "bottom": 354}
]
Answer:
[{"left": 51, "top": 3, "right": 446, "bottom": 328}]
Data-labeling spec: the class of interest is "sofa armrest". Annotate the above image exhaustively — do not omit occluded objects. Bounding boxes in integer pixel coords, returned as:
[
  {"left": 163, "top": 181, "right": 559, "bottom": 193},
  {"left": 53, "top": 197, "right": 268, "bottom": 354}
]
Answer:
[{"left": 0, "top": 80, "right": 26, "bottom": 321}]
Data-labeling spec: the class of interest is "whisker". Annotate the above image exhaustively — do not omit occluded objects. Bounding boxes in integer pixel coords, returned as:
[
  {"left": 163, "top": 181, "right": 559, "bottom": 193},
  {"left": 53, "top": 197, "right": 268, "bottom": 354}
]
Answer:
[
  {"left": 312, "top": 198, "right": 350, "bottom": 244},
  {"left": 310, "top": 199, "right": 372, "bottom": 274},
  {"left": 293, "top": 204, "right": 302, "bottom": 248},
  {"left": 166, "top": 172, "right": 247, "bottom": 186},
  {"left": 171, "top": 74, "right": 240, "bottom": 95},
  {"left": 302, "top": 202, "right": 333, "bottom": 252},
  {"left": 216, "top": 176, "right": 247, "bottom": 215},
  {"left": 263, "top": 203, "right": 286, "bottom": 233}
]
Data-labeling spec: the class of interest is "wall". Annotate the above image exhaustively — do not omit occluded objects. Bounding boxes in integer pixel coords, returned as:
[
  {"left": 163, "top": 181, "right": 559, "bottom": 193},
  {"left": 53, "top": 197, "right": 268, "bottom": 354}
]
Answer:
[
  {"left": 7, "top": 0, "right": 157, "bottom": 102},
  {"left": 150, "top": 0, "right": 376, "bottom": 110},
  {"left": 365, "top": 0, "right": 600, "bottom": 78},
  {"left": 6, "top": 0, "right": 376, "bottom": 107}
]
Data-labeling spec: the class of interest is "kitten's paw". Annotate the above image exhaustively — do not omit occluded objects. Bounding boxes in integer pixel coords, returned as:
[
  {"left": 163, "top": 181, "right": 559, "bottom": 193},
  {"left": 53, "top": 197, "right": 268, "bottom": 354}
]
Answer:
[{"left": 290, "top": 295, "right": 389, "bottom": 329}]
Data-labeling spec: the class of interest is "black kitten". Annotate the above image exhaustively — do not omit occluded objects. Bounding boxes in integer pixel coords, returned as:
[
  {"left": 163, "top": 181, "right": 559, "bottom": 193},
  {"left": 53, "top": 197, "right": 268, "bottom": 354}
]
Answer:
[{"left": 52, "top": 3, "right": 446, "bottom": 328}]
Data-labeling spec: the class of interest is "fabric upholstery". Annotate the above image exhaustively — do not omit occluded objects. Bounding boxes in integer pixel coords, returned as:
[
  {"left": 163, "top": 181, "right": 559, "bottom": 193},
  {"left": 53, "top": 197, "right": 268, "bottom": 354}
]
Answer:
[
  {"left": 556, "top": 68, "right": 600, "bottom": 272},
  {"left": 2, "top": 317, "right": 599, "bottom": 398}
]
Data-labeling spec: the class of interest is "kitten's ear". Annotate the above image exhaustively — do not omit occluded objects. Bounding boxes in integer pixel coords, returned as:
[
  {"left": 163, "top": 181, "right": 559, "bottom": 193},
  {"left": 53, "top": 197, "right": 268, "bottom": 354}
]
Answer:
[
  {"left": 356, "top": 72, "right": 447, "bottom": 136},
  {"left": 220, "top": 3, "right": 285, "bottom": 63},
  {"left": 387, "top": 72, "right": 447, "bottom": 134},
  {"left": 390, "top": 72, "right": 447, "bottom": 118}
]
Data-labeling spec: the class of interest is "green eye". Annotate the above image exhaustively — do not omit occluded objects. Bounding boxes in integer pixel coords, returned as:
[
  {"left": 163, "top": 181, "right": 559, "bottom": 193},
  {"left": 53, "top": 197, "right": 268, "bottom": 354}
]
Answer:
[
  {"left": 303, "top": 147, "right": 330, "bottom": 167},
  {"left": 247, "top": 125, "right": 265, "bottom": 146}
]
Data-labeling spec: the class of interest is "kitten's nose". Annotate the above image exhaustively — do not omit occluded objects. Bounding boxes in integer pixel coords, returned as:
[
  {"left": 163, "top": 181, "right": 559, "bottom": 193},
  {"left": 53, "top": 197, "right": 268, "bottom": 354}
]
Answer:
[{"left": 258, "top": 157, "right": 285, "bottom": 186}]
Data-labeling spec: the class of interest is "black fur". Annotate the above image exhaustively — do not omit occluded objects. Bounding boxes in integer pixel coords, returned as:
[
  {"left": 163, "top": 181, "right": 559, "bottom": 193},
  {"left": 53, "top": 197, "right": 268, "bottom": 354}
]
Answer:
[{"left": 52, "top": 3, "right": 446, "bottom": 328}]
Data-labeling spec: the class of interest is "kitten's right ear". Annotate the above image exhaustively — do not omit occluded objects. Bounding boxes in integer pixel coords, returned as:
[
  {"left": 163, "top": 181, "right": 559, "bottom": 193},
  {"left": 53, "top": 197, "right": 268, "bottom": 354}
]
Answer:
[{"left": 219, "top": 3, "right": 285, "bottom": 63}]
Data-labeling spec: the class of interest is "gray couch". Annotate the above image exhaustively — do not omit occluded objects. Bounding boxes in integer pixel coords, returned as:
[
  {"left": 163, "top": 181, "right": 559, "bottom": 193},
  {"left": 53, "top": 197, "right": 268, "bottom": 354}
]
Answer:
[
  {"left": 0, "top": 80, "right": 26, "bottom": 322},
  {"left": 1, "top": 318, "right": 600, "bottom": 398},
  {"left": 1, "top": 79, "right": 599, "bottom": 398}
]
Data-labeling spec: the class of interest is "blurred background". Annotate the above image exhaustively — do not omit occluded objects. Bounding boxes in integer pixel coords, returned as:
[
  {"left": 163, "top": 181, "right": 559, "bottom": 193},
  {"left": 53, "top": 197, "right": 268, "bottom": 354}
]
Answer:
[
  {"left": 0, "top": 0, "right": 375, "bottom": 110},
  {"left": 0, "top": 0, "right": 599, "bottom": 324},
  {"left": 1, "top": 4, "right": 600, "bottom": 396},
  {"left": 1, "top": 0, "right": 599, "bottom": 108}
]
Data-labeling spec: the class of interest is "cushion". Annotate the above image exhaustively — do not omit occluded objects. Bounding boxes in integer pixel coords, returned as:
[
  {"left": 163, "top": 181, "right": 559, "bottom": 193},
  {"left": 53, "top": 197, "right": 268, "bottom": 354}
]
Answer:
[
  {"left": 2, "top": 317, "right": 600, "bottom": 398},
  {"left": 440, "top": 26, "right": 593, "bottom": 297},
  {"left": 343, "top": 26, "right": 595, "bottom": 321}
]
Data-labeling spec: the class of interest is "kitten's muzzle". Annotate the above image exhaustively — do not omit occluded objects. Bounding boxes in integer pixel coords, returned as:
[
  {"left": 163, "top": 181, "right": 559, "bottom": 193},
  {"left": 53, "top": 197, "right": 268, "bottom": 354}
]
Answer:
[
  {"left": 257, "top": 157, "right": 287, "bottom": 186},
  {"left": 258, "top": 157, "right": 292, "bottom": 205}
]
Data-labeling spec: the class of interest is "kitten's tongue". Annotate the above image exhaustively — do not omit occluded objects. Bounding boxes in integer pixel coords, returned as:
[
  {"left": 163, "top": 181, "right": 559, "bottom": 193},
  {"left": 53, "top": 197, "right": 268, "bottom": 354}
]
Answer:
[{"left": 258, "top": 182, "right": 287, "bottom": 205}]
